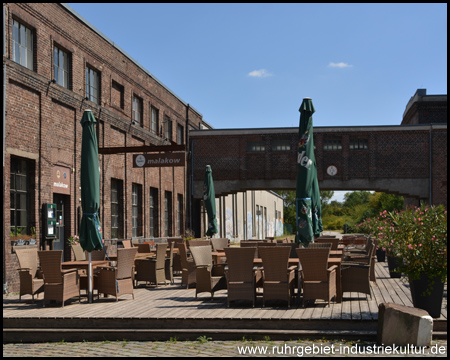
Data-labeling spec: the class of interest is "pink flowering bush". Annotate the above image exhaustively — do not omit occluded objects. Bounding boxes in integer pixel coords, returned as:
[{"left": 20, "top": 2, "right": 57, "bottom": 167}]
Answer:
[
  {"left": 390, "top": 204, "right": 447, "bottom": 289},
  {"left": 68, "top": 234, "right": 80, "bottom": 246},
  {"left": 355, "top": 210, "right": 400, "bottom": 255}
]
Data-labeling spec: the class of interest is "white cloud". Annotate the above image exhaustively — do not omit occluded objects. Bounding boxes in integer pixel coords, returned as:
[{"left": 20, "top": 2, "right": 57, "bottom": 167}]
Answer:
[
  {"left": 328, "top": 62, "right": 353, "bottom": 68},
  {"left": 248, "top": 69, "right": 273, "bottom": 77}
]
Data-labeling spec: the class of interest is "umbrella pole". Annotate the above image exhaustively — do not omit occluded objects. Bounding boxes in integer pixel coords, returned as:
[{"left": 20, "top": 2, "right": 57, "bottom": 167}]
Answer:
[{"left": 88, "top": 252, "right": 92, "bottom": 303}]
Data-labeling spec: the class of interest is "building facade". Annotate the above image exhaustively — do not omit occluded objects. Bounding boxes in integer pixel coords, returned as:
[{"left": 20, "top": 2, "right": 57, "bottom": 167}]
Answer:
[{"left": 3, "top": 3, "right": 203, "bottom": 292}]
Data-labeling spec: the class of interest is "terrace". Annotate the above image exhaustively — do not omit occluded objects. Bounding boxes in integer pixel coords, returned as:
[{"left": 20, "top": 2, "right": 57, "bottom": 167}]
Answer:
[{"left": 3, "top": 261, "right": 447, "bottom": 343}]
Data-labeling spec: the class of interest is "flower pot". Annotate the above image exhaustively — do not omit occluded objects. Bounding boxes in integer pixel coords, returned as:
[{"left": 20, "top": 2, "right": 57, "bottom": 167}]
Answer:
[
  {"left": 410, "top": 273, "right": 444, "bottom": 318},
  {"left": 387, "top": 255, "right": 402, "bottom": 278},
  {"left": 376, "top": 248, "right": 386, "bottom": 262}
]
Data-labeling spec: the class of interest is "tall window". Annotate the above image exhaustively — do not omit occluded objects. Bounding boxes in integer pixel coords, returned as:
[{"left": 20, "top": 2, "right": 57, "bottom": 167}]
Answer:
[
  {"left": 177, "top": 194, "right": 183, "bottom": 236},
  {"left": 111, "top": 80, "right": 124, "bottom": 109},
  {"left": 164, "top": 191, "right": 172, "bottom": 237},
  {"left": 10, "top": 158, "right": 30, "bottom": 236},
  {"left": 176, "top": 124, "right": 184, "bottom": 145},
  {"left": 111, "top": 179, "right": 123, "bottom": 239},
  {"left": 54, "top": 45, "right": 70, "bottom": 89},
  {"left": 86, "top": 66, "right": 100, "bottom": 104},
  {"left": 150, "top": 106, "right": 159, "bottom": 135},
  {"left": 150, "top": 187, "right": 159, "bottom": 237},
  {"left": 132, "top": 183, "right": 142, "bottom": 237},
  {"left": 132, "top": 95, "right": 142, "bottom": 127},
  {"left": 12, "top": 19, "right": 33, "bottom": 70},
  {"left": 164, "top": 116, "right": 172, "bottom": 140}
]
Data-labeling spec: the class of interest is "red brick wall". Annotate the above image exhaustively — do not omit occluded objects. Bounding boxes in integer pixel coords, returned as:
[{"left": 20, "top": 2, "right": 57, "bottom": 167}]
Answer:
[{"left": 4, "top": 3, "right": 202, "bottom": 292}]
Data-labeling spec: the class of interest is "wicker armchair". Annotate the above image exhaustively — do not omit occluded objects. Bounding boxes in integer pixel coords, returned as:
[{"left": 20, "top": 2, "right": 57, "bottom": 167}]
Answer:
[
  {"left": 258, "top": 246, "right": 296, "bottom": 307},
  {"left": 190, "top": 245, "right": 227, "bottom": 299},
  {"left": 85, "top": 249, "right": 106, "bottom": 261},
  {"left": 165, "top": 241, "right": 175, "bottom": 284},
  {"left": 297, "top": 247, "right": 337, "bottom": 306},
  {"left": 38, "top": 250, "right": 80, "bottom": 307},
  {"left": 122, "top": 240, "right": 132, "bottom": 248},
  {"left": 136, "top": 243, "right": 152, "bottom": 253},
  {"left": 308, "top": 243, "right": 332, "bottom": 249},
  {"left": 15, "top": 247, "right": 44, "bottom": 302},
  {"left": 72, "top": 244, "right": 86, "bottom": 261},
  {"left": 177, "top": 242, "right": 196, "bottom": 289},
  {"left": 223, "top": 247, "right": 259, "bottom": 307},
  {"left": 314, "top": 238, "right": 339, "bottom": 250},
  {"left": 344, "top": 238, "right": 376, "bottom": 282},
  {"left": 211, "top": 238, "right": 230, "bottom": 252},
  {"left": 341, "top": 242, "right": 375, "bottom": 298},
  {"left": 188, "top": 239, "right": 211, "bottom": 249},
  {"left": 135, "top": 243, "right": 167, "bottom": 287},
  {"left": 167, "top": 238, "right": 182, "bottom": 275},
  {"left": 95, "top": 247, "right": 138, "bottom": 301}
]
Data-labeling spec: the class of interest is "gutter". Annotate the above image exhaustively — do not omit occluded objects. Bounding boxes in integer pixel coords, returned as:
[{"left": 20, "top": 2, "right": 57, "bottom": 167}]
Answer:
[{"left": 3, "top": 4, "right": 7, "bottom": 294}]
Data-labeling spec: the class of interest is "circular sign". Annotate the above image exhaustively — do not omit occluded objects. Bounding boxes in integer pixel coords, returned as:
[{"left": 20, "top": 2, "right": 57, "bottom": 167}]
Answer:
[
  {"left": 327, "top": 165, "right": 338, "bottom": 176},
  {"left": 135, "top": 155, "right": 146, "bottom": 167}
]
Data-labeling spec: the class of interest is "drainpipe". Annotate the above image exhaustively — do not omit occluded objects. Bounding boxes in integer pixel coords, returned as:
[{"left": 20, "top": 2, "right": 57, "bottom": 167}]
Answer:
[
  {"left": 189, "top": 139, "right": 194, "bottom": 232},
  {"left": 3, "top": 4, "right": 7, "bottom": 294},
  {"left": 429, "top": 126, "right": 433, "bottom": 204}
]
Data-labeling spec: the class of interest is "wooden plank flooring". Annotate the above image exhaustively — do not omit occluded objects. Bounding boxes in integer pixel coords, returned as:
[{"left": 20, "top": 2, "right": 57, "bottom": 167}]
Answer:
[{"left": 3, "top": 262, "right": 447, "bottom": 329}]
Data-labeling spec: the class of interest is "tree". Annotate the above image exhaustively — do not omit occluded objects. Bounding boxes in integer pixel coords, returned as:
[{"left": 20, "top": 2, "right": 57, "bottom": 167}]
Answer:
[{"left": 343, "top": 191, "right": 371, "bottom": 208}]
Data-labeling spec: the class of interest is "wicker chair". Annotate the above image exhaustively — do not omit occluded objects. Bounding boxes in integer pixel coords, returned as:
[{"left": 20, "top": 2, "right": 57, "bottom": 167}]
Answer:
[
  {"left": 258, "top": 246, "right": 296, "bottom": 307},
  {"left": 344, "top": 238, "right": 376, "bottom": 282},
  {"left": 72, "top": 244, "right": 86, "bottom": 261},
  {"left": 177, "top": 242, "right": 196, "bottom": 289},
  {"left": 15, "top": 247, "right": 44, "bottom": 303},
  {"left": 223, "top": 247, "right": 259, "bottom": 307},
  {"left": 122, "top": 240, "right": 132, "bottom": 248},
  {"left": 190, "top": 245, "right": 227, "bottom": 299},
  {"left": 275, "top": 243, "right": 300, "bottom": 258},
  {"left": 188, "top": 239, "right": 211, "bottom": 249},
  {"left": 314, "top": 238, "right": 339, "bottom": 250},
  {"left": 135, "top": 243, "right": 167, "bottom": 287},
  {"left": 85, "top": 249, "right": 106, "bottom": 261},
  {"left": 297, "top": 247, "right": 337, "bottom": 306},
  {"left": 95, "top": 247, "right": 138, "bottom": 301},
  {"left": 136, "top": 243, "right": 152, "bottom": 253},
  {"left": 211, "top": 238, "right": 230, "bottom": 252},
  {"left": 38, "top": 250, "right": 80, "bottom": 307},
  {"left": 307, "top": 243, "right": 332, "bottom": 249},
  {"left": 168, "top": 238, "right": 183, "bottom": 275},
  {"left": 165, "top": 241, "right": 175, "bottom": 284},
  {"left": 341, "top": 242, "right": 375, "bottom": 298}
]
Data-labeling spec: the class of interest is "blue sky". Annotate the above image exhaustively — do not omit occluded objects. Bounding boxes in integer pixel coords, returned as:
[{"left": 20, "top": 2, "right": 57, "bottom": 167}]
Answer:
[{"left": 66, "top": 3, "right": 447, "bottom": 202}]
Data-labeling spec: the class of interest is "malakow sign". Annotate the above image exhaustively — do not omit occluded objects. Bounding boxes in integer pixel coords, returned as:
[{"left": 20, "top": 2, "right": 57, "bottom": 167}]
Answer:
[{"left": 133, "top": 153, "right": 185, "bottom": 168}]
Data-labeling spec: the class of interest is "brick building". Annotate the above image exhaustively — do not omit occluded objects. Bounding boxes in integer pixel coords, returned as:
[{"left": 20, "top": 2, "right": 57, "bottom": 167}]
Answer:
[{"left": 3, "top": 3, "right": 203, "bottom": 292}]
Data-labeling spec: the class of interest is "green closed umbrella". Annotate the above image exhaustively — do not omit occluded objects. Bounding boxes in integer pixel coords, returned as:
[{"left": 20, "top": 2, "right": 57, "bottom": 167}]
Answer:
[
  {"left": 295, "top": 98, "right": 321, "bottom": 246},
  {"left": 79, "top": 110, "right": 103, "bottom": 303},
  {"left": 203, "top": 165, "right": 218, "bottom": 237}
]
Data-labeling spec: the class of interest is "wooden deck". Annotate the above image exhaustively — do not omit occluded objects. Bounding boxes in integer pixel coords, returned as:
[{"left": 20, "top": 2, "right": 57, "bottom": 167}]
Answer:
[{"left": 3, "top": 262, "right": 447, "bottom": 342}]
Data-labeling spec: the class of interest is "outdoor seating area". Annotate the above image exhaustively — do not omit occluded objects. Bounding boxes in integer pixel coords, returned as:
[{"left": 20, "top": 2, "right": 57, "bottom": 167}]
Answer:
[{"left": 4, "top": 260, "right": 447, "bottom": 343}]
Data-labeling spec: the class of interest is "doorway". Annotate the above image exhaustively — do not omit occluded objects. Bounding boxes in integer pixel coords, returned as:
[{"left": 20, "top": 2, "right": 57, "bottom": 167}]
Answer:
[{"left": 52, "top": 194, "right": 70, "bottom": 261}]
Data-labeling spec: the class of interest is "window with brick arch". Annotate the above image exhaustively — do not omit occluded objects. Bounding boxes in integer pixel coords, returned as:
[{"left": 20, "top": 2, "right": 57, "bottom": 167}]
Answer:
[
  {"left": 132, "top": 183, "right": 143, "bottom": 237},
  {"left": 12, "top": 19, "right": 34, "bottom": 71},
  {"left": 10, "top": 157, "right": 33, "bottom": 237},
  {"left": 150, "top": 106, "right": 159, "bottom": 135},
  {"left": 132, "top": 95, "right": 143, "bottom": 127},
  {"left": 111, "top": 178, "right": 124, "bottom": 239},
  {"left": 86, "top": 66, "right": 100, "bottom": 105},
  {"left": 150, "top": 187, "right": 159, "bottom": 237},
  {"left": 177, "top": 194, "right": 183, "bottom": 236},
  {"left": 53, "top": 45, "right": 70, "bottom": 89},
  {"left": 165, "top": 191, "right": 172, "bottom": 237}
]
